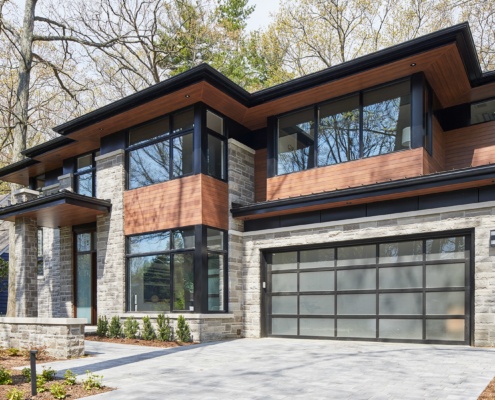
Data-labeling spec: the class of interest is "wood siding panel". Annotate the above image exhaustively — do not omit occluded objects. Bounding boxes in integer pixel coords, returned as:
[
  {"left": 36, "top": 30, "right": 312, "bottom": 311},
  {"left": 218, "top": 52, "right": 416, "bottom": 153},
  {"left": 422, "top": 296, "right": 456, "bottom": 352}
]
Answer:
[
  {"left": 255, "top": 149, "right": 267, "bottom": 202},
  {"left": 423, "top": 117, "right": 446, "bottom": 174},
  {"left": 267, "top": 149, "right": 424, "bottom": 201},
  {"left": 201, "top": 175, "right": 229, "bottom": 230},
  {"left": 445, "top": 121, "right": 495, "bottom": 170}
]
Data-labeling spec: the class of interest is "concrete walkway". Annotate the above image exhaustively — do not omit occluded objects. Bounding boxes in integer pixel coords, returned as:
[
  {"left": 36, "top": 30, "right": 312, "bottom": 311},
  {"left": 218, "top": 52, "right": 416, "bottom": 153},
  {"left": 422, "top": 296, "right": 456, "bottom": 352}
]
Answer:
[{"left": 39, "top": 339, "right": 495, "bottom": 399}]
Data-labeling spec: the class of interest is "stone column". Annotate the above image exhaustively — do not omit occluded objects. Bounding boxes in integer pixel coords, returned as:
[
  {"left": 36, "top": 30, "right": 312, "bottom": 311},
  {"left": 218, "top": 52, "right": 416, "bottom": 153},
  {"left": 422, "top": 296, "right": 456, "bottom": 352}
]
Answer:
[
  {"left": 58, "top": 226, "right": 74, "bottom": 317},
  {"left": 95, "top": 149, "right": 126, "bottom": 317}
]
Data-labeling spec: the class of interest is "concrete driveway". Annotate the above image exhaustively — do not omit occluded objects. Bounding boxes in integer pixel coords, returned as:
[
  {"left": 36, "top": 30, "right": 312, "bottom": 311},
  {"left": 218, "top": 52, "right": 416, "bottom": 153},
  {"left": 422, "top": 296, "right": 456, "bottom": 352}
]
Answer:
[{"left": 40, "top": 338, "right": 495, "bottom": 399}]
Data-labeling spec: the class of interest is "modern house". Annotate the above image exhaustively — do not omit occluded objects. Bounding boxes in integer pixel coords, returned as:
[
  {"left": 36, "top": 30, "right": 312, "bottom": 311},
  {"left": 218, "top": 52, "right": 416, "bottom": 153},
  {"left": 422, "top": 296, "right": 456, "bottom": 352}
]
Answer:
[{"left": 0, "top": 23, "right": 494, "bottom": 345}]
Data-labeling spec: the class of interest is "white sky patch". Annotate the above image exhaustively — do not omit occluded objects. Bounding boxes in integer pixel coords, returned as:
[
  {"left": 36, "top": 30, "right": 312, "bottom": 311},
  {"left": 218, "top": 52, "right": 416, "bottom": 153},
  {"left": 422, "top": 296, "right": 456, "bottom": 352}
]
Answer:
[{"left": 246, "top": 0, "right": 281, "bottom": 31}]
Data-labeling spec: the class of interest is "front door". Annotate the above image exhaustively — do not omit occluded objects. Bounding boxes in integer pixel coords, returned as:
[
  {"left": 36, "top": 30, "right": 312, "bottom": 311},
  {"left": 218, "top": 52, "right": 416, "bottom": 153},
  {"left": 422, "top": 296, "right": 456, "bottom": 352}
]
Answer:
[{"left": 75, "top": 230, "right": 97, "bottom": 324}]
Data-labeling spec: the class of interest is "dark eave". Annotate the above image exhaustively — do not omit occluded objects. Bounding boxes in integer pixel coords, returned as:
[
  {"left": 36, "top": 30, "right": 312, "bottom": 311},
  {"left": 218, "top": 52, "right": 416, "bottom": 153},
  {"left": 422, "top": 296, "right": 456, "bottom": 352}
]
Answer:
[
  {"left": 0, "top": 191, "right": 111, "bottom": 228},
  {"left": 0, "top": 158, "right": 39, "bottom": 179},
  {"left": 231, "top": 164, "right": 495, "bottom": 219},
  {"left": 21, "top": 136, "right": 75, "bottom": 158}
]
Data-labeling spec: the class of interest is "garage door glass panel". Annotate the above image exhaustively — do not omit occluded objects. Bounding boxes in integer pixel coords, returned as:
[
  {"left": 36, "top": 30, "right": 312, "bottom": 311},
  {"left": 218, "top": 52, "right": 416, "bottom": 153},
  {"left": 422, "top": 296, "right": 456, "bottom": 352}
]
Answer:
[
  {"left": 379, "top": 241, "right": 423, "bottom": 264},
  {"left": 300, "top": 295, "right": 334, "bottom": 315},
  {"left": 272, "top": 273, "right": 297, "bottom": 292},
  {"left": 426, "top": 292, "right": 465, "bottom": 315},
  {"left": 379, "top": 265, "right": 422, "bottom": 289},
  {"left": 271, "top": 252, "right": 297, "bottom": 271},
  {"left": 300, "top": 249, "right": 334, "bottom": 269},
  {"left": 337, "top": 319, "right": 376, "bottom": 338},
  {"left": 337, "top": 294, "right": 376, "bottom": 315},
  {"left": 379, "top": 293, "right": 422, "bottom": 315},
  {"left": 426, "top": 237, "right": 465, "bottom": 261},
  {"left": 426, "top": 319, "right": 465, "bottom": 341},
  {"left": 272, "top": 318, "right": 298, "bottom": 335},
  {"left": 272, "top": 296, "right": 298, "bottom": 315},
  {"left": 337, "top": 268, "right": 375, "bottom": 290},
  {"left": 300, "top": 318, "right": 334, "bottom": 336},
  {"left": 337, "top": 245, "right": 375, "bottom": 266},
  {"left": 300, "top": 271, "right": 334, "bottom": 291},
  {"left": 380, "top": 319, "right": 422, "bottom": 339},
  {"left": 426, "top": 263, "right": 465, "bottom": 288}
]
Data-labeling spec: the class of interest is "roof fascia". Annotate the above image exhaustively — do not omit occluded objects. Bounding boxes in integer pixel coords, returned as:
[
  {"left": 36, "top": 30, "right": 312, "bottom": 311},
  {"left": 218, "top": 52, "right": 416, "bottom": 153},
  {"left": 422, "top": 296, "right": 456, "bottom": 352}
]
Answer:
[{"left": 0, "top": 158, "right": 39, "bottom": 179}]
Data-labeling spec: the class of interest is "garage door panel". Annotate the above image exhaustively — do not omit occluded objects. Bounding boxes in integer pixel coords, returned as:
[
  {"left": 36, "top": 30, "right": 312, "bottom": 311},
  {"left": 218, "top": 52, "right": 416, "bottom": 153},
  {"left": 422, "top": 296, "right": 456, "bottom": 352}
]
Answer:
[
  {"left": 272, "top": 273, "right": 297, "bottom": 292},
  {"left": 379, "top": 240, "right": 423, "bottom": 264},
  {"left": 272, "top": 296, "right": 297, "bottom": 315},
  {"left": 380, "top": 319, "right": 423, "bottom": 340},
  {"left": 300, "top": 271, "right": 334, "bottom": 291},
  {"left": 300, "top": 249, "right": 334, "bottom": 269},
  {"left": 426, "top": 319, "right": 465, "bottom": 341},
  {"left": 426, "top": 263, "right": 465, "bottom": 287},
  {"left": 379, "top": 265, "right": 423, "bottom": 289},
  {"left": 272, "top": 318, "right": 297, "bottom": 335},
  {"left": 337, "top": 268, "right": 376, "bottom": 290},
  {"left": 300, "top": 318, "right": 334, "bottom": 336},
  {"left": 426, "top": 291, "right": 465, "bottom": 315},
  {"left": 379, "top": 293, "right": 423, "bottom": 315},
  {"left": 300, "top": 295, "right": 334, "bottom": 315},
  {"left": 337, "top": 245, "right": 376, "bottom": 266},
  {"left": 337, "top": 294, "right": 376, "bottom": 315},
  {"left": 337, "top": 319, "right": 376, "bottom": 338}
]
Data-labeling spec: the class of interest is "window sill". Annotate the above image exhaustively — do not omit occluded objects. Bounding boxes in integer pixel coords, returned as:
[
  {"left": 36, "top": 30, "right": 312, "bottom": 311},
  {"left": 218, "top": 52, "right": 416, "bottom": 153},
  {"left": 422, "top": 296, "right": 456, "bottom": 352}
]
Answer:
[{"left": 124, "top": 312, "right": 235, "bottom": 319}]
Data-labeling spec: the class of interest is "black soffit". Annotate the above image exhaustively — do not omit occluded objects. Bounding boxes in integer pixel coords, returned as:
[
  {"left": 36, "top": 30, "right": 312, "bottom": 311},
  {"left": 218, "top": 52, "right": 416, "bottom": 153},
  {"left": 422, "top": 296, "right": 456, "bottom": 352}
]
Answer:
[{"left": 231, "top": 164, "right": 495, "bottom": 218}]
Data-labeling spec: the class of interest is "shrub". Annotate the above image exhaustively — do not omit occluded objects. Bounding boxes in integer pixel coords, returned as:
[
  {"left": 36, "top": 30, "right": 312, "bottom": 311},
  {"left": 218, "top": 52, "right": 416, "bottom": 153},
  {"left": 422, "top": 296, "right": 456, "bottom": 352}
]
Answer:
[
  {"left": 0, "top": 367, "right": 12, "bottom": 385},
  {"left": 64, "top": 370, "right": 77, "bottom": 386},
  {"left": 141, "top": 316, "right": 156, "bottom": 341},
  {"left": 123, "top": 317, "right": 140, "bottom": 339},
  {"left": 96, "top": 315, "right": 109, "bottom": 337},
  {"left": 5, "top": 388, "right": 23, "bottom": 400},
  {"left": 176, "top": 315, "right": 191, "bottom": 343},
  {"left": 82, "top": 370, "right": 103, "bottom": 391},
  {"left": 157, "top": 314, "right": 174, "bottom": 341},
  {"left": 21, "top": 367, "right": 31, "bottom": 382},
  {"left": 108, "top": 316, "right": 122, "bottom": 338},
  {"left": 50, "top": 382, "right": 67, "bottom": 399},
  {"left": 7, "top": 348, "right": 19, "bottom": 357},
  {"left": 42, "top": 367, "right": 56, "bottom": 381},
  {"left": 36, "top": 375, "right": 47, "bottom": 393}
]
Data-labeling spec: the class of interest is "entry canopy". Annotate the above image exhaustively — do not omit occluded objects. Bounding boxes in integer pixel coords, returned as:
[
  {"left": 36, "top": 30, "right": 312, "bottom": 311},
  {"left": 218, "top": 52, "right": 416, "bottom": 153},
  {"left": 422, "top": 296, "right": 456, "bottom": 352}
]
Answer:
[{"left": 0, "top": 192, "right": 111, "bottom": 228}]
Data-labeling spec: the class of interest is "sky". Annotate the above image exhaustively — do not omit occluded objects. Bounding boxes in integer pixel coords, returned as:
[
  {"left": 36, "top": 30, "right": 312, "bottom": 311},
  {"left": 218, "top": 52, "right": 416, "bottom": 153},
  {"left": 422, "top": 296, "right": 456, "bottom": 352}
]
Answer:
[{"left": 246, "top": 0, "right": 281, "bottom": 31}]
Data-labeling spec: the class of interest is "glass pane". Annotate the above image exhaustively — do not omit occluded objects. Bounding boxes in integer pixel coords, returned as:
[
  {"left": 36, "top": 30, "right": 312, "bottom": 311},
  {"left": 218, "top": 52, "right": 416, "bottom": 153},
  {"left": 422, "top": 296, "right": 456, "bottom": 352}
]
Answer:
[
  {"left": 426, "top": 292, "right": 465, "bottom": 315},
  {"left": 362, "top": 80, "right": 411, "bottom": 158},
  {"left": 272, "top": 296, "right": 297, "bottom": 315},
  {"left": 37, "top": 229, "right": 43, "bottom": 258},
  {"left": 272, "top": 273, "right": 297, "bottom": 292},
  {"left": 300, "top": 318, "right": 334, "bottom": 337},
  {"left": 300, "top": 271, "right": 334, "bottom": 292},
  {"left": 277, "top": 108, "right": 315, "bottom": 174},
  {"left": 128, "top": 232, "right": 170, "bottom": 254},
  {"left": 77, "top": 154, "right": 92, "bottom": 171},
  {"left": 77, "top": 233, "right": 92, "bottom": 252},
  {"left": 426, "top": 319, "right": 465, "bottom": 341},
  {"left": 173, "top": 253, "right": 194, "bottom": 311},
  {"left": 207, "top": 134, "right": 225, "bottom": 179},
  {"left": 337, "top": 269, "right": 376, "bottom": 290},
  {"left": 337, "top": 245, "right": 376, "bottom": 266},
  {"left": 173, "top": 108, "right": 194, "bottom": 134},
  {"left": 208, "top": 253, "right": 224, "bottom": 311},
  {"left": 129, "top": 141, "right": 170, "bottom": 189},
  {"left": 271, "top": 318, "right": 297, "bottom": 335},
  {"left": 207, "top": 110, "right": 224, "bottom": 135},
  {"left": 379, "top": 265, "right": 423, "bottom": 289},
  {"left": 318, "top": 96, "right": 360, "bottom": 166},
  {"left": 379, "top": 241, "right": 423, "bottom": 264},
  {"left": 207, "top": 228, "right": 224, "bottom": 250},
  {"left": 426, "top": 237, "right": 466, "bottom": 260},
  {"left": 379, "top": 293, "right": 422, "bottom": 315},
  {"left": 76, "top": 173, "right": 93, "bottom": 197},
  {"left": 173, "top": 228, "right": 195, "bottom": 249},
  {"left": 300, "top": 249, "right": 334, "bottom": 269},
  {"left": 337, "top": 319, "right": 376, "bottom": 338},
  {"left": 76, "top": 254, "right": 92, "bottom": 323},
  {"left": 379, "top": 319, "right": 422, "bottom": 340},
  {"left": 471, "top": 99, "right": 495, "bottom": 124},
  {"left": 172, "top": 134, "right": 193, "bottom": 177},
  {"left": 426, "top": 263, "right": 465, "bottom": 288},
  {"left": 337, "top": 294, "right": 376, "bottom": 315},
  {"left": 128, "top": 255, "right": 171, "bottom": 312},
  {"left": 37, "top": 260, "right": 44, "bottom": 276},
  {"left": 270, "top": 252, "right": 297, "bottom": 271},
  {"left": 129, "top": 117, "right": 169, "bottom": 146},
  {"left": 300, "top": 295, "right": 334, "bottom": 315}
]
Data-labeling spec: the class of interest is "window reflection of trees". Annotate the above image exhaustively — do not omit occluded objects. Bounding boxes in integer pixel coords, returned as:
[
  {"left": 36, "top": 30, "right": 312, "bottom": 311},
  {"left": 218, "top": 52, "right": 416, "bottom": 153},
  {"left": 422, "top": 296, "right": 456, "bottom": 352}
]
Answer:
[
  {"left": 363, "top": 98, "right": 401, "bottom": 157},
  {"left": 129, "top": 141, "right": 170, "bottom": 189}
]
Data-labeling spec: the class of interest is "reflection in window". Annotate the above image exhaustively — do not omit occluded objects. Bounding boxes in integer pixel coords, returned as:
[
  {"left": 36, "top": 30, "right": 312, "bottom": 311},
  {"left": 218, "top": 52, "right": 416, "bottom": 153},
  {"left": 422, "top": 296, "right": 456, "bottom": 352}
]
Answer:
[
  {"left": 173, "top": 254, "right": 194, "bottom": 311},
  {"left": 207, "top": 134, "right": 225, "bottom": 179},
  {"left": 172, "top": 134, "right": 193, "bottom": 178},
  {"left": 208, "top": 254, "right": 224, "bottom": 311},
  {"left": 129, "top": 141, "right": 170, "bottom": 189},
  {"left": 379, "top": 241, "right": 423, "bottom": 264},
  {"left": 128, "top": 232, "right": 170, "bottom": 254},
  {"left": 75, "top": 152, "right": 98, "bottom": 197},
  {"left": 426, "top": 237, "right": 466, "bottom": 261}
]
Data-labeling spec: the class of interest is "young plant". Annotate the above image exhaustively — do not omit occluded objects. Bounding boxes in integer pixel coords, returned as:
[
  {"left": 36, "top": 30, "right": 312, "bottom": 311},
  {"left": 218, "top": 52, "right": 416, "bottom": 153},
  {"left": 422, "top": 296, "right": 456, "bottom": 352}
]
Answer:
[
  {"left": 41, "top": 367, "right": 56, "bottom": 381},
  {"left": 21, "top": 367, "right": 31, "bottom": 382},
  {"left": 157, "top": 314, "right": 174, "bottom": 342},
  {"left": 96, "top": 315, "right": 109, "bottom": 337},
  {"left": 108, "top": 316, "right": 122, "bottom": 338},
  {"left": 0, "top": 367, "right": 12, "bottom": 385},
  {"left": 5, "top": 388, "right": 24, "bottom": 400},
  {"left": 50, "top": 382, "right": 67, "bottom": 399},
  {"left": 124, "top": 317, "right": 140, "bottom": 339},
  {"left": 64, "top": 369, "right": 77, "bottom": 386},
  {"left": 141, "top": 316, "right": 156, "bottom": 341},
  {"left": 7, "top": 348, "right": 19, "bottom": 357},
  {"left": 176, "top": 315, "right": 191, "bottom": 343},
  {"left": 82, "top": 370, "right": 103, "bottom": 391},
  {"left": 36, "top": 375, "right": 47, "bottom": 393}
]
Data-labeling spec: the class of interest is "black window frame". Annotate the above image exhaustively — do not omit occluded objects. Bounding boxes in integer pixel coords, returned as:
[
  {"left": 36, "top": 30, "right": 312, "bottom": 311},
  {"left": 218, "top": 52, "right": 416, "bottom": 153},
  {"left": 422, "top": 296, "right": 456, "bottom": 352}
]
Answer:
[
  {"left": 74, "top": 151, "right": 99, "bottom": 197},
  {"left": 205, "top": 109, "right": 228, "bottom": 182}
]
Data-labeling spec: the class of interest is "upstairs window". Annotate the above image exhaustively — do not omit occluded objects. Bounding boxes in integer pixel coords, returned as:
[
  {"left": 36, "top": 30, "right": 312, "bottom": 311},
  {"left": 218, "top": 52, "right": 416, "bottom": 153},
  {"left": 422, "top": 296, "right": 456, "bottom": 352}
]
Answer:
[
  {"left": 75, "top": 151, "right": 99, "bottom": 197},
  {"left": 471, "top": 98, "right": 495, "bottom": 124},
  {"left": 206, "top": 110, "right": 226, "bottom": 180}
]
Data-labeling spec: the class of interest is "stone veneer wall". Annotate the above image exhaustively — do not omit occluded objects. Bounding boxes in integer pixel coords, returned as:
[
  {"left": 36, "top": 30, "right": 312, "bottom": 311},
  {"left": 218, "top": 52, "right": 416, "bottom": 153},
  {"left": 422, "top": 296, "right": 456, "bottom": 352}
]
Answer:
[
  {"left": 0, "top": 318, "right": 85, "bottom": 358},
  {"left": 96, "top": 149, "right": 126, "bottom": 316},
  {"left": 37, "top": 228, "right": 61, "bottom": 318},
  {"left": 59, "top": 227, "right": 74, "bottom": 317},
  {"left": 241, "top": 201, "right": 495, "bottom": 346}
]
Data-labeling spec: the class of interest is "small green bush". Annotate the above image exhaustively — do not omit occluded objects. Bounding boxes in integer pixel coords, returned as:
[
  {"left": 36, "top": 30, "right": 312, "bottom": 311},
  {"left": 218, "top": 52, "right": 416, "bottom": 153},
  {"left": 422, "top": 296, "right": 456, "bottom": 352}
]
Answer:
[
  {"left": 123, "top": 317, "right": 140, "bottom": 339},
  {"left": 108, "top": 316, "right": 122, "bottom": 338},
  {"left": 96, "top": 315, "right": 109, "bottom": 337},
  {"left": 5, "top": 388, "right": 23, "bottom": 400},
  {"left": 50, "top": 382, "right": 67, "bottom": 399},
  {"left": 21, "top": 367, "right": 31, "bottom": 382},
  {"left": 0, "top": 367, "right": 12, "bottom": 385},
  {"left": 36, "top": 375, "right": 47, "bottom": 393},
  {"left": 41, "top": 367, "right": 56, "bottom": 381},
  {"left": 141, "top": 316, "right": 156, "bottom": 341},
  {"left": 176, "top": 315, "right": 191, "bottom": 342},
  {"left": 6, "top": 348, "right": 19, "bottom": 357},
  {"left": 64, "top": 369, "right": 77, "bottom": 386},
  {"left": 82, "top": 370, "right": 103, "bottom": 391},
  {"left": 157, "top": 314, "right": 174, "bottom": 341}
]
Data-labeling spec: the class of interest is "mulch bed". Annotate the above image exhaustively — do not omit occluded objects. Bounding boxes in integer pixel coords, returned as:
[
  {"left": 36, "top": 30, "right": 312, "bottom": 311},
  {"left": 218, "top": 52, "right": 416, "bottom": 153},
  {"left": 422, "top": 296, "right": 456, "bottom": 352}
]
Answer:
[
  {"left": 84, "top": 333, "right": 196, "bottom": 348},
  {"left": 479, "top": 377, "right": 495, "bottom": 399}
]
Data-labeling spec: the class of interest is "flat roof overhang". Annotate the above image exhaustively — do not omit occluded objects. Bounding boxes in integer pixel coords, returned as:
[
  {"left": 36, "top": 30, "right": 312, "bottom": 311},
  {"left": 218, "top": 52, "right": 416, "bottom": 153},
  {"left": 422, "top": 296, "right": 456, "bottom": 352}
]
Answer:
[
  {"left": 0, "top": 192, "right": 111, "bottom": 228},
  {"left": 231, "top": 164, "right": 495, "bottom": 220}
]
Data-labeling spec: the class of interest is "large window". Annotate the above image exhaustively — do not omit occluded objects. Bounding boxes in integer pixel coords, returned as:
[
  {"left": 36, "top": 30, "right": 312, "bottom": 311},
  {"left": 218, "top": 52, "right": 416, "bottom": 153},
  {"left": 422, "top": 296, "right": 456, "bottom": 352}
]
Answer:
[
  {"left": 75, "top": 151, "right": 99, "bottom": 197},
  {"left": 276, "top": 79, "right": 414, "bottom": 175},
  {"left": 206, "top": 228, "right": 227, "bottom": 311},
  {"left": 206, "top": 110, "right": 226, "bottom": 180},
  {"left": 128, "top": 108, "right": 194, "bottom": 190}
]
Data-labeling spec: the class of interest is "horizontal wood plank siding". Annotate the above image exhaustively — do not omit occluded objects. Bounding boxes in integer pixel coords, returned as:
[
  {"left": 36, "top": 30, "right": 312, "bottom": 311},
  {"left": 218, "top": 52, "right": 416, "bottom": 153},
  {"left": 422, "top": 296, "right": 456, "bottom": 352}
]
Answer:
[
  {"left": 445, "top": 121, "right": 495, "bottom": 170},
  {"left": 255, "top": 149, "right": 267, "bottom": 202},
  {"left": 267, "top": 149, "right": 424, "bottom": 201},
  {"left": 201, "top": 175, "right": 229, "bottom": 230}
]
